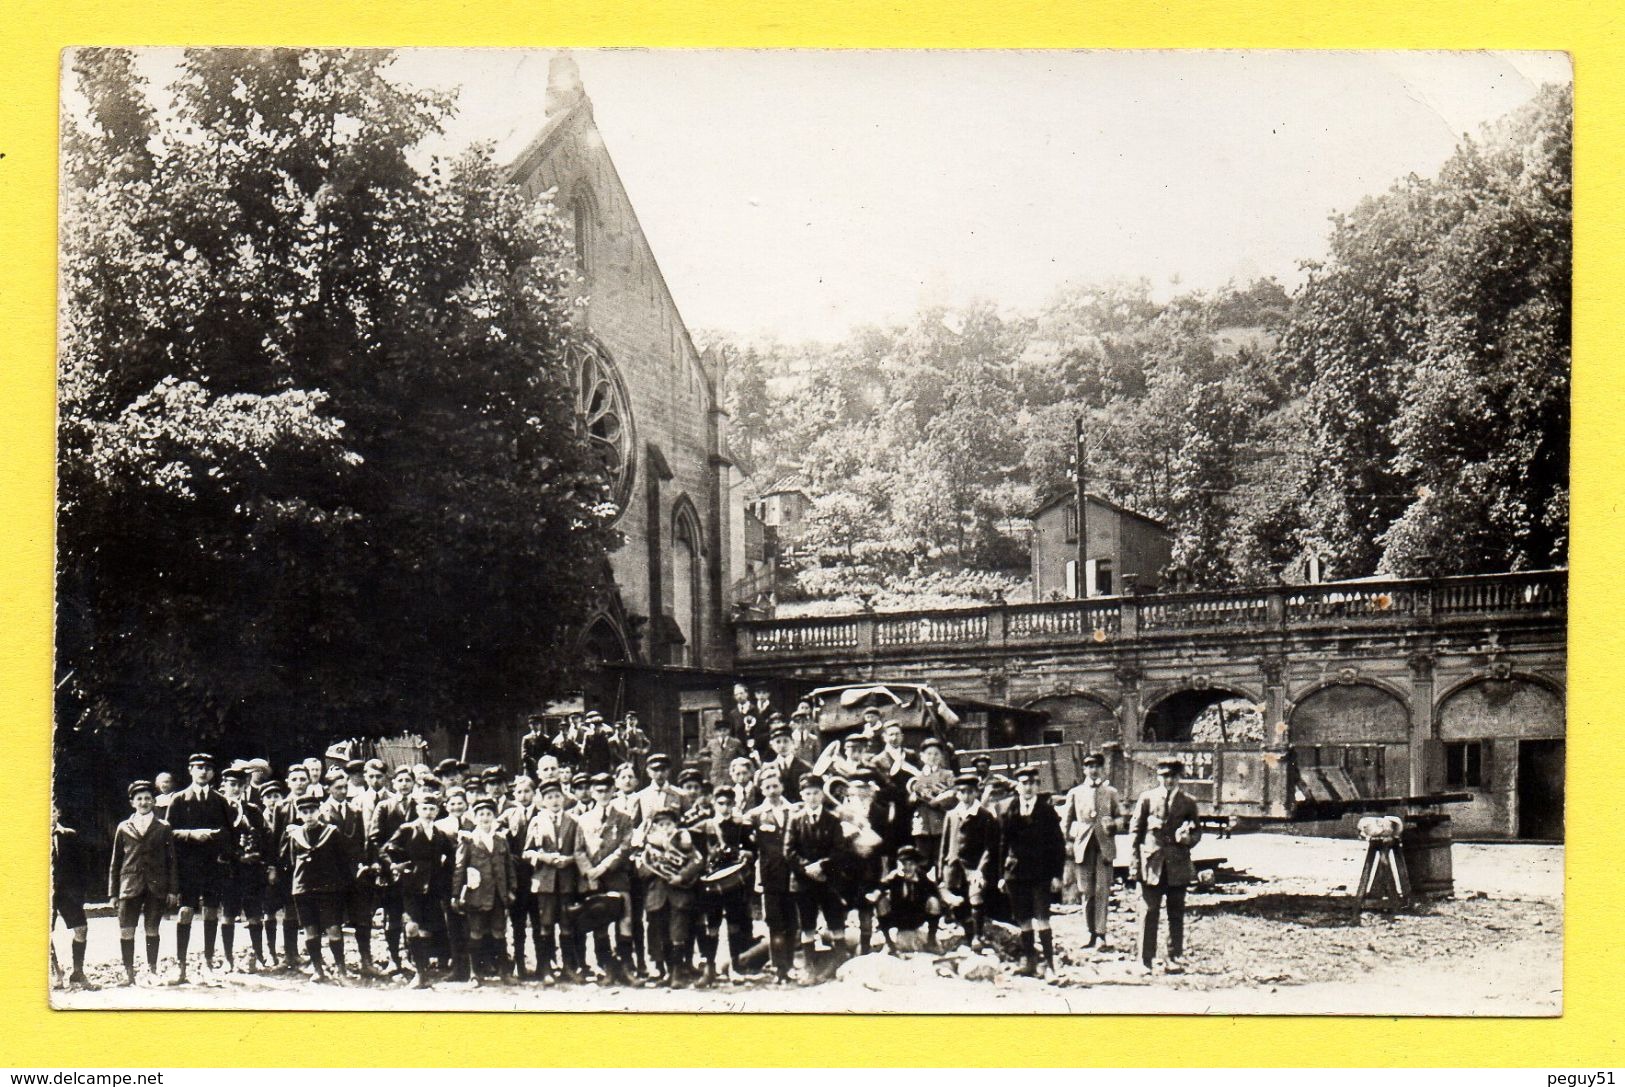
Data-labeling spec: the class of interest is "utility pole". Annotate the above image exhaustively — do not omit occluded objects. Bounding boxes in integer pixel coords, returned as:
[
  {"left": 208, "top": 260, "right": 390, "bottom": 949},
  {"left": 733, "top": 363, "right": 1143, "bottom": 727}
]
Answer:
[{"left": 1073, "top": 415, "right": 1088, "bottom": 599}]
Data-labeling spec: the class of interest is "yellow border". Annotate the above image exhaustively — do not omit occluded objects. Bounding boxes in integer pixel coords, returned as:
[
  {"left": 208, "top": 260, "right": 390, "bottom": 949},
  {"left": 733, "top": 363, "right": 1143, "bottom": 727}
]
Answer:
[{"left": 3, "top": 0, "right": 1620, "bottom": 1068}]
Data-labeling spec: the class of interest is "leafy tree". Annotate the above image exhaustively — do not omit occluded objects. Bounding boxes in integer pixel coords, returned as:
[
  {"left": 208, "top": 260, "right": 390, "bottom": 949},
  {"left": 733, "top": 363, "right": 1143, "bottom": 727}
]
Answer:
[{"left": 57, "top": 48, "right": 618, "bottom": 783}]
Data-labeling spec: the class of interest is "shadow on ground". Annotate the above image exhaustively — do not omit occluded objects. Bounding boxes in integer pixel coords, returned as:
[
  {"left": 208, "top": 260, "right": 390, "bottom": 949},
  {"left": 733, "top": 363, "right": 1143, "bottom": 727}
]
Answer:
[{"left": 1196, "top": 892, "right": 1363, "bottom": 928}]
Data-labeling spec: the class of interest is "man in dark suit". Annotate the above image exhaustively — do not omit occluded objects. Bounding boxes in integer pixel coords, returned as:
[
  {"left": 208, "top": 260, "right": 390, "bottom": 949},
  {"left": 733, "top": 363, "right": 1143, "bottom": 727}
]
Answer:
[
  {"left": 162, "top": 752, "right": 234, "bottom": 982},
  {"left": 996, "top": 765, "right": 1066, "bottom": 977},
  {"left": 109, "top": 780, "right": 178, "bottom": 986},
  {"left": 938, "top": 771, "right": 998, "bottom": 948},
  {"left": 1130, "top": 756, "right": 1204, "bottom": 974},
  {"left": 520, "top": 714, "right": 552, "bottom": 778}
]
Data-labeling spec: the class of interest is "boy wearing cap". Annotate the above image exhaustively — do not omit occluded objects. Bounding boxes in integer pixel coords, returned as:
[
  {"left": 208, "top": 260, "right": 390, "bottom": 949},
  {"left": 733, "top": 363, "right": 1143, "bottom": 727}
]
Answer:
[
  {"left": 567, "top": 771, "right": 592, "bottom": 813},
  {"left": 635, "top": 753, "right": 686, "bottom": 824},
  {"left": 163, "top": 752, "right": 235, "bottom": 982},
  {"left": 907, "top": 738, "right": 958, "bottom": 863},
  {"left": 1062, "top": 753, "right": 1124, "bottom": 949},
  {"left": 283, "top": 788, "right": 354, "bottom": 981},
  {"left": 368, "top": 765, "right": 419, "bottom": 974},
  {"left": 575, "top": 771, "right": 637, "bottom": 984},
  {"left": 1130, "top": 757, "right": 1203, "bottom": 974},
  {"left": 384, "top": 787, "right": 456, "bottom": 988},
  {"left": 255, "top": 779, "right": 292, "bottom": 968},
  {"left": 677, "top": 766, "right": 713, "bottom": 827},
  {"left": 787, "top": 773, "right": 848, "bottom": 960},
  {"left": 836, "top": 770, "right": 888, "bottom": 955},
  {"left": 695, "top": 785, "right": 757, "bottom": 983},
  {"left": 636, "top": 807, "right": 705, "bottom": 987},
  {"left": 322, "top": 772, "right": 381, "bottom": 977},
  {"left": 219, "top": 767, "right": 270, "bottom": 971},
  {"left": 522, "top": 777, "right": 586, "bottom": 983},
  {"left": 745, "top": 767, "right": 799, "bottom": 983},
  {"left": 109, "top": 780, "right": 179, "bottom": 986},
  {"left": 939, "top": 771, "right": 998, "bottom": 948},
  {"left": 580, "top": 712, "right": 618, "bottom": 776},
  {"left": 454, "top": 796, "right": 515, "bottom": 984},
  {"left": 877, "top": 844, "right": 942, "bottom": 954},
  {"left": 764, "top": 726, "right": 811, "bottom": 797},
  {"left": 996, "top": 766, "right": 1067, "bottom": 978},
  {"left": 502, "top": 775, "right": 541, "bottom": 977}
]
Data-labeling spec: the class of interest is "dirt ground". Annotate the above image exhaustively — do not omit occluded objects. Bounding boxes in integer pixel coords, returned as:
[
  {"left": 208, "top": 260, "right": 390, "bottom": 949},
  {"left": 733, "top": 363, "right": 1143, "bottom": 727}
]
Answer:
[{"left": 51, "top": 834, "right": 1561, "bottom": 1015}]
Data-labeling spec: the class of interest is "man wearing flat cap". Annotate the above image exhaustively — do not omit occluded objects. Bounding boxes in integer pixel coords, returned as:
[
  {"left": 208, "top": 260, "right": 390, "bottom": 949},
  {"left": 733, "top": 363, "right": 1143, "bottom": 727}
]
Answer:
[
  {"left": 163, "top": 751, "right": 235, "bottom": 982},
  {"left": 1062, "top": 753, "right": 1125, "bottom": 949},
  {"left": 700, "top": 716, "right": 749, "bottom": 790},
  {"left": 1130, "top": 756, "right": 1203, "bottom": 974},
  {"left": 996, "top": 765, "right": 1067, "bottom": 977}
]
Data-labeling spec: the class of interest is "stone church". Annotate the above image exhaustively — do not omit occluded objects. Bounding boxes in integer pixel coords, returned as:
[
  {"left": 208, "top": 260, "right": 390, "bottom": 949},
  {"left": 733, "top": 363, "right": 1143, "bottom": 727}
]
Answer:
[{"left": 504, "top": 56, "right": 751, "bottom": 757}]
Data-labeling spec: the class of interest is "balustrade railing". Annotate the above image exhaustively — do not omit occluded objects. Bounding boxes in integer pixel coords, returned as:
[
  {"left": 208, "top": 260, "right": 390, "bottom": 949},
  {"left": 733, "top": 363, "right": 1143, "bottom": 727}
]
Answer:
[
  {"left": 1138, "top": 593, "right": 1270, "bottom": 631},
  {"left": 734, "top": 569, "right": 1566, "bottom": 657},
  {"left": 876, "top": 611, "right": 988, "bottom": 647},
  {"left": 1284, "top": 583, "right": 1417, "bottom": 622},
  {"left": 747, "top": 617, "right": 861, "bottom": 655},
  {"left": 1007, "top": 600, "right": 1122, "bottom": 639}
]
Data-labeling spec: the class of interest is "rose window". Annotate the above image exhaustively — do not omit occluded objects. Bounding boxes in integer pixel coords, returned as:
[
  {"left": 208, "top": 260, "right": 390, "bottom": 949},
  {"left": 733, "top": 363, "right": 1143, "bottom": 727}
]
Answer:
[{"left": 574, "top": 344, "right": 635, "bottom": 515}]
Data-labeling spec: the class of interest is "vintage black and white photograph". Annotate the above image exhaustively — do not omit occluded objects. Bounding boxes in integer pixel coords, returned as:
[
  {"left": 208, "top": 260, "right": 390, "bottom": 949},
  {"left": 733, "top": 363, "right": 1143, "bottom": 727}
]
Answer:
[{"left": 51, "top": 48, "right": 1569, "bottom": 1014}]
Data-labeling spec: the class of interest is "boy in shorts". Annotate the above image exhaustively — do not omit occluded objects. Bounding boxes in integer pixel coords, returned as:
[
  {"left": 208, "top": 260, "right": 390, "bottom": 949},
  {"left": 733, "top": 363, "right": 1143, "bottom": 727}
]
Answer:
[{"left": 108, "top": 780, "right": 178, "bottom": 986}]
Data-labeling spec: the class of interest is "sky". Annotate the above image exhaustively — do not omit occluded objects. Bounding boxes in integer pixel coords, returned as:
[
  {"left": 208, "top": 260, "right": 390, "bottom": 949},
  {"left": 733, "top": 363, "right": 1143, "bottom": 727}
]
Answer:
[{"left": 129, "top": 49, "right": 1573, "bottom": 344}]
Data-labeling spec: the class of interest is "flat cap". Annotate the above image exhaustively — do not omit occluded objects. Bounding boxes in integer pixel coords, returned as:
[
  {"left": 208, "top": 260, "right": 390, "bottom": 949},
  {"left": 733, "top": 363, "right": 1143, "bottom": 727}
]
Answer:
[{"left": 127, "top": 779, "right": 156, "bottom": 799}]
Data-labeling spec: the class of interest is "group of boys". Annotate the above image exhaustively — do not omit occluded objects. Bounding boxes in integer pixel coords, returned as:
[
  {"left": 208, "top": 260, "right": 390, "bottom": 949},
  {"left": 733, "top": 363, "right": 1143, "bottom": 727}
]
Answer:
[{"left": 65, "top": 716, "right": 1204, "bottom": 991}]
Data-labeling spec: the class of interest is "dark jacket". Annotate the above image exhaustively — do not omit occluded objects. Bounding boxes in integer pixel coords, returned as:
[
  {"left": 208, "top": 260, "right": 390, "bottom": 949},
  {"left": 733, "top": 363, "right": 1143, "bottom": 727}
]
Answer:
[
  {"left": 283, "top": 821, "right": 354, "bottom": 895},
  {"left": 454, "top": 829, "right": 515, "bottom": 911},
  {"left": 52, "top": 825, "right": 94, "bottom": 901},
  {"left": 786, "top": 806, "right": 845, "bottom": 892},
  {"left": 996, "top": 795, "right": 1066, "bottom": 884},
  {"left": 163, "top": 783, "right": 234, "bottom": 868},
  {"left": 109, "top": 814, "right": 178, "bottom": 900},
  {"left": 522, "top": 810, "right": 584, "bottom": 896},
  {"left": 367, "top": 793, "right": 416, "bottom": 857},
  {"left": 383, "top": 819, "right": 455, "bottom": 897},
  {"left": 939, "top": 803, "right": 999, "bottom": 892},
  {"left": 746, "top": 799, "right": 798, "bottom": 894}
]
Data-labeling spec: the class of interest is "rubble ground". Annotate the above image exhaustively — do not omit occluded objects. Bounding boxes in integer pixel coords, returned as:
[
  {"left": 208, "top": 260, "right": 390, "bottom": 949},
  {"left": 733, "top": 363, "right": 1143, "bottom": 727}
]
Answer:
[{"left": 52, "top": 835, "right": 1561, "bottom": 1015}]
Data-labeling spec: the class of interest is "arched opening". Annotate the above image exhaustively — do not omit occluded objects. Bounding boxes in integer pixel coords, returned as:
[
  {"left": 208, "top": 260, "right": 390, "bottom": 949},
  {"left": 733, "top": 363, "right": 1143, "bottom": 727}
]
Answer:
[
  {"left": 1143, "top": 687, "right": 1261, "bottom": 744},
  {"left": 670, "top": 501, "right": 705, "bottom": 667},
  {"left": 569, "top": 188, "right": 596, "bottom": 274},
  {"left": 1289, "top": 682, "right": 1410, "bottom": 800}
]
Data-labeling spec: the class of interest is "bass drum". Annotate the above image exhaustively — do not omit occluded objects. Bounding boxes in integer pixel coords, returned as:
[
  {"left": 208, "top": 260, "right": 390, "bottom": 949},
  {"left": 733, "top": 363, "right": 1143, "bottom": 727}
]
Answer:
[{"left": 700, "top": 860, "right": 750, "bottom": 895}]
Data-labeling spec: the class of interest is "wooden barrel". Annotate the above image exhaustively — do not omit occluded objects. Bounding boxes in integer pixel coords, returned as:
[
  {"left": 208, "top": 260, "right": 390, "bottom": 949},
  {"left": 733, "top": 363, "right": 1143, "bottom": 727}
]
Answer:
[{"left": 1402, "top": 813, "right": 1454, "bottom": 896}]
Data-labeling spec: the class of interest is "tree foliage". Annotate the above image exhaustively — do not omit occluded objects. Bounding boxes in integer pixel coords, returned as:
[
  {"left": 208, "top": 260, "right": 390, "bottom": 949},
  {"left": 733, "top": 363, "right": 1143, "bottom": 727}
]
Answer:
[
  {"left": 719, "top": 83, "right": 1569, "bottom": 599},
  {"left": 57, "top": 48, "right": 619, "bottom": 773}
]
